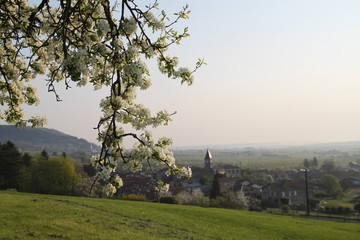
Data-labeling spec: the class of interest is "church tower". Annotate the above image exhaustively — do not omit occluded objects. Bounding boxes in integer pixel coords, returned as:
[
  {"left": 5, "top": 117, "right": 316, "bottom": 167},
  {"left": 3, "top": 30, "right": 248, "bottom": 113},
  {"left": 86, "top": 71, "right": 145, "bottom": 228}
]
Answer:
[{"left": 204, "top": 148, "right": 213, "bottom": 169}]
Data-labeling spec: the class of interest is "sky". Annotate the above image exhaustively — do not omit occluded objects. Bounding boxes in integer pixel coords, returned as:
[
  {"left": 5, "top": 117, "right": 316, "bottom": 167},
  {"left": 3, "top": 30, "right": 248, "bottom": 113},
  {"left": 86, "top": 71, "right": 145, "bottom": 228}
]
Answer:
[{"left": 17, "top": 0, "right": 360, "bottom": 147}]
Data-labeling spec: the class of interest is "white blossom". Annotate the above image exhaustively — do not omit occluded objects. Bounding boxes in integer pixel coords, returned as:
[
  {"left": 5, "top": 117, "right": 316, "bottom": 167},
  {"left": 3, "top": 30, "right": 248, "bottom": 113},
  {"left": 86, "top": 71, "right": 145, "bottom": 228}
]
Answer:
[
  {"left": 155, "top": 183, "right": 170, "bottom": 199},
  {"left": 104, "top": 183, "right": 117, "bottom": 197},
  {"left": 122, "top": 17, "right": 137, "bottom": 36},
  {"left": 91, "top": 155, "right": 100, "bottom": 168},
  {"left": 0, "top": 0, "right": 200, "bottom": 195},
  {"left": 28, "top": 116, "right": 47, "bottom": 127},
  {"left": 97, "top": 20, "right": 109, "bottom": 35},
  {"left": 178, "top": 167, "right": 192, "bottom": 178},
  {"left": 113, "top": 37, "right": 123, "bottom": 50},
  {"left": 112, "top": 175, "right": 123, "bottom": 188},
  {"left": 173, "top": 67, "right": 194, "bottom": 85}
]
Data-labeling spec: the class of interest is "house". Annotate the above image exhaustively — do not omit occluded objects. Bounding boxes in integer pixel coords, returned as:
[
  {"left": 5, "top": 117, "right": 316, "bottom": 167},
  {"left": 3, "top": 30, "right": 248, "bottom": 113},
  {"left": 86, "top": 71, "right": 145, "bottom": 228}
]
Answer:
[
  {"left": 251, "top": 184, "right": 262, "bottom": 194},
  {"left": 180, "top": 180, "right": 211, "bottom": 194},
  {"left": 348, "top": 162, "right": 360, "bottom": 172},
  {"left": 241, "top": 181, "right": 251, "bottom": 193},
  {"left": 218, "top": 177, "right": 237, "bottom": 193},
  {"left": 221, "top": 165, "right": 242, "bottom": 177},
  {"left": 350, "top": 176, "right": 360, "bottom": 186},
  {"left": 234, "top": 180, "right": 263, "bottom": 196},
  {"left": 118, "top": 173, "right": 155, "bottom": 199},
  {"left": 180, "top": 181, "right": 202, "bottom": 190},
  {"left": 261, "top": 179, "right": 311, "bottom": 206}
]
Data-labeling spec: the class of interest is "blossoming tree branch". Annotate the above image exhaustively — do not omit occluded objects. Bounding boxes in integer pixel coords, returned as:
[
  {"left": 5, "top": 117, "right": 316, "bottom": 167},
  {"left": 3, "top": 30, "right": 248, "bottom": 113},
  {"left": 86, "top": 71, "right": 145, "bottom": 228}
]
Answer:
[{"left": 0, "top": 0, "right": 203, "bottom": 196}]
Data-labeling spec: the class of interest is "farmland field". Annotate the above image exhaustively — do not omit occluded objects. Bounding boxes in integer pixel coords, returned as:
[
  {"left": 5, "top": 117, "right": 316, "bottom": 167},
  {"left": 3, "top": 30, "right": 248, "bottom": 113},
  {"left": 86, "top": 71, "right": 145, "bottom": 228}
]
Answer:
[{"left": 173, "top": 143, "right": 360, "bottom": 170}]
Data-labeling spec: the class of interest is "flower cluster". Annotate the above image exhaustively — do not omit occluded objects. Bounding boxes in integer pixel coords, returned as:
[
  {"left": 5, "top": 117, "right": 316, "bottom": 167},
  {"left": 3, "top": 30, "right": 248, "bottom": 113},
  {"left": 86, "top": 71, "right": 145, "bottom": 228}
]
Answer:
[
  {"left": 143, "top": 12, "right": 166, "bottom": 31},
  {"left": 104, "top": 183, "right": 117, "bottom": 197},
  {"left": 91, "top": 154, "right": 123, "bottom": 197},
  {"left": 103, "top": 175, "right": 124, "bottom": 197},
  {"left": 1, "top": 0, "right": 202, "bottom": 194},
  {"left": 155, "top": 181, "right": 170, "bottom": 199},
  {"left": 122, "top": 17, "right": 137, "bottom": 36}
]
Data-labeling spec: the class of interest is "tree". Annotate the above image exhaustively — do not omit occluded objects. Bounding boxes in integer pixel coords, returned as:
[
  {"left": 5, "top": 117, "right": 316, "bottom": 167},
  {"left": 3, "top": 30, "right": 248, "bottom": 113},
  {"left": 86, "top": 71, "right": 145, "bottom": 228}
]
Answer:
[
  {"left": 0, "top": 141, "right": 23, "bottom": 190},
  {"left": 210, "top": 172, "right": 223, "bottom": 199},
  {"left": 83, "top": 163, "right": 97, "bottom": 177},
  {"left": 22, "top": 153, "right": 32, "bottom": 167},
  {"left": 311, "top": 157, "right": 318, "bottom": 168},
  {"left": 31, "top": 155, "right": 81, "bottom": 195},
  {"left": 41, "top": 149, "right": 49, "bottom": 160},
  {"left": 340, "top": 178, "right": 352, "bottom": 191},
  {"left": 235, "top": 190, "right": 249, "bottom": 210},
  {"left": 320, "top": 160, "right": 336, "bottom": 173},
  {"left": 320, "top": 174, "right": 343, "bottom": 199},
  {"left": 303, "top": 159, "right": 310, "bottom": 168},
  {"left": 0, "top": 1, "right": 203, "bottom": 195}
]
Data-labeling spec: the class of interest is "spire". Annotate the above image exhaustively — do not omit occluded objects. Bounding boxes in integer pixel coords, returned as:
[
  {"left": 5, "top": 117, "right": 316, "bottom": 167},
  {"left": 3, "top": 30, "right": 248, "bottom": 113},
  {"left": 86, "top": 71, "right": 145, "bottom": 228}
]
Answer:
[
  {"left": 205, "top": 148, "right": 212, "bottom": 160},
  {"left": 204, "top": 148, "right": 213, "bottom": 169}
]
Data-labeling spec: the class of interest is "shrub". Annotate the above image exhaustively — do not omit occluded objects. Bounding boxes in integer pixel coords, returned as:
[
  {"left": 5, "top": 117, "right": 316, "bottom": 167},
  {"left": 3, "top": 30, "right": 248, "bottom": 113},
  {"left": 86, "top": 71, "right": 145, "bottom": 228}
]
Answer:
[
  {"left": 314, "top": 192, "right": 329, "bottom": 198},
  {"left": 309, "top": 199, "right": 320, "bottom": 209},
  {"left": 336, "top": 206, "right": 344, "bottom": 215},
  {"left": 235, "top": 190, "right": 249, "bottom": 210},
  {"left": 176, "top": 189, "right": 209, "bottom": 207},
  {"left": 281, "top": 205, "right": 290, "bottom": 214},
  {"left": 297, "top": 203, "right": 306, "bottom": 211},
  {"left": 342, "top": 207, "right": 352, "bottom": 216},
  {"left": 209, "top": 196, "right": 225, "bottom": 208},
  {"left": 248, "top": 196, "right": 262, "bottom": 211},
  {"left": 74, "top": 177, "right": 105, "bottom": 198},
  {"left": 208, "top": 191, "right": 251, "bottom": 210},
  {"left": 159, "top": 196, "right": 178, "bottom": 204},
  {"left": 280, "top": 198, "right": 289, "bottom": 205},
  {"left": 354, "top": 202, "right": 360, "bottom": 213},
  {"left": 190, "top": 189, "right": 209, "bottom": 207},
  {"left": 324, "top": 207, "right": 331, "bottom": 214},
  {"left": 330, "top": 207, "right": 336, "bottom": 214},
  {"left": 209, "top": 192, "right": 238, "bottom": 209},
  {"left": 121, "top": 193, "right": 147, "bottom": 202},
  {"left": 336, "top": 206, "right": 353, "bottom": 215},
  {"left": 176, "top": 191, "right": 192, "bottom": 205},
  {"left": 261, "top": 199, "right": 280, "bottom": 209}
]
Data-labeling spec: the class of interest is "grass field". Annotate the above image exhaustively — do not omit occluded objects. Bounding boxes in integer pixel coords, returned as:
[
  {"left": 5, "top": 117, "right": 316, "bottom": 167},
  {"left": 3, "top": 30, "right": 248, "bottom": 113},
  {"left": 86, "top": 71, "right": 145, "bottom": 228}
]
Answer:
[
  {"left": 324, "top": 188, "right": 360, "bottom": 208},
  {"left": 0, "top": 191, "right": 359, "bottom": 240}
]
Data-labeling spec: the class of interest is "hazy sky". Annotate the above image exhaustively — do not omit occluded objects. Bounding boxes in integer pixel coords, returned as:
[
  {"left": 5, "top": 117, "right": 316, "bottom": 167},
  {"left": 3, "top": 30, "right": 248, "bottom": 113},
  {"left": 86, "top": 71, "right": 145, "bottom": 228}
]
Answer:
[{"left": 18, "top": 0, "right": 360, "bottom": 147}]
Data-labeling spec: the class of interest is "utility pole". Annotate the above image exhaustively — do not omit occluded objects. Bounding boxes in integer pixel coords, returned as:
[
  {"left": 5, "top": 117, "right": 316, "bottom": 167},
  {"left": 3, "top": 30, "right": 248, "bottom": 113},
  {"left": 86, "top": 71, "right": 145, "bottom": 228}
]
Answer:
[{"left": 301, "top": 169, "right": 310, "bottom": 215}]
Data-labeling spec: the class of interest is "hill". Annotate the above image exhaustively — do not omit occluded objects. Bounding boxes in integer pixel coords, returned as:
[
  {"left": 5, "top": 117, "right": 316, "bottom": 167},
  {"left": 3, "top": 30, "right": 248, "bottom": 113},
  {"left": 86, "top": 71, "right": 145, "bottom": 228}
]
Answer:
[
  {"left": 0, "top": 191, "right": 359, "bottom": 240},
  {"left": 0, "top": 125, "right": 100, "bottom": 161}
]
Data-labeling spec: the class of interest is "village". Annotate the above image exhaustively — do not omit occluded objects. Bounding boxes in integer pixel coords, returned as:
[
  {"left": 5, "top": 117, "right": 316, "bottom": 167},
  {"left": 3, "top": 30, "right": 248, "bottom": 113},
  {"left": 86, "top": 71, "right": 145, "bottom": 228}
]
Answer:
[{"left": 118, "top": 149, "right": 360, "bottom": 213}]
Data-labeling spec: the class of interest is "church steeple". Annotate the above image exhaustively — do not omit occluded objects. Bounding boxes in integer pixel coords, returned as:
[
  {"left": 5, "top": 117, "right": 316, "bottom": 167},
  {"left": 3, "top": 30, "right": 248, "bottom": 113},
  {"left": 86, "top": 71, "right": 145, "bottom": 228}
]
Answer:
[{"left": 204, "top": 148, "right": 213, "bottom": 169}]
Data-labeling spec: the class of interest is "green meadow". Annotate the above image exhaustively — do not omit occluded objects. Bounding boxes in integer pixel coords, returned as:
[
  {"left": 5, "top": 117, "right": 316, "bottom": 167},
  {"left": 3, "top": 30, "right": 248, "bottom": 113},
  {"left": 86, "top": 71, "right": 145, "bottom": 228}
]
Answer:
[{"left": 0, "top": 191, "right": 359, "bottom": 240}]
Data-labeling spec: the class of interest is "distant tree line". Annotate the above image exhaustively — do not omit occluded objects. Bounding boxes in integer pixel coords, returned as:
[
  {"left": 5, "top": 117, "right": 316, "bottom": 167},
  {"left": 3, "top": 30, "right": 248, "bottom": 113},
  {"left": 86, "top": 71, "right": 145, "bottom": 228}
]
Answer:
[
  {"left": 303, "top": 157, "right": 318, "bottom": 169},
  {"left": 0, "top": 141, "right": 95, "bottom": 195},
  {"left": 303, "top": 157, "right": 340, "bottom": 174}
]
